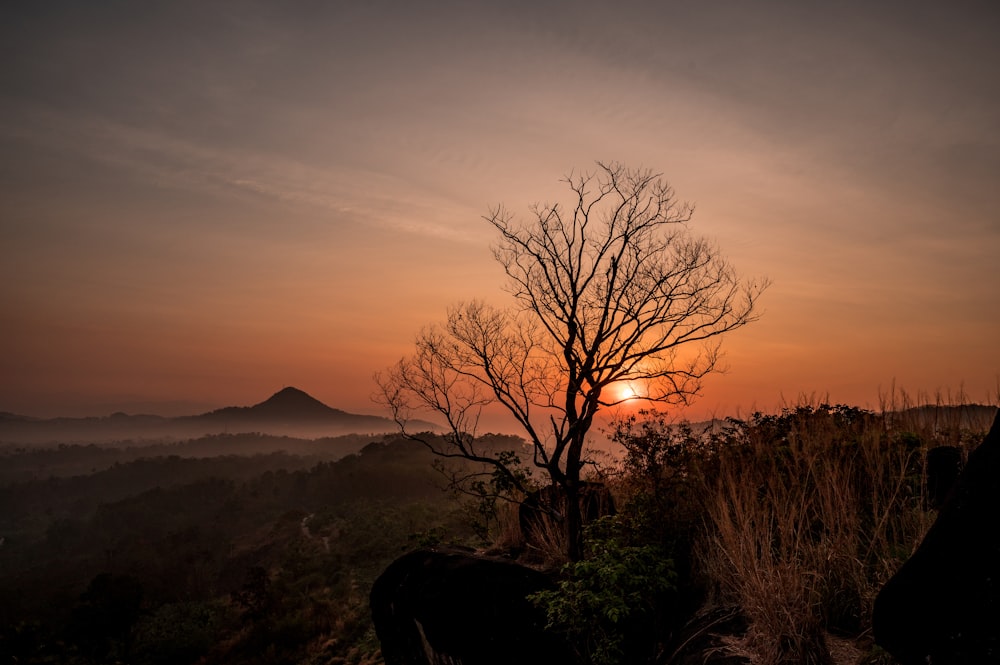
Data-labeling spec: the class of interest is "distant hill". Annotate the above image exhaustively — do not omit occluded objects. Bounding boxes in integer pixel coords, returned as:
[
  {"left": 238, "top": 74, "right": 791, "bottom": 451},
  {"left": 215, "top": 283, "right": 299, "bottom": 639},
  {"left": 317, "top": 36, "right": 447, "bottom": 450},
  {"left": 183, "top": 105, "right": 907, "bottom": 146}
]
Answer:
[
  {"left": 194, "top": 387, "right": 367, "bottom": 423},
  {"left": 895, "top": 403, "right": 997, "bottom": 430},
  {"left": 180, "top": 387, "right": 421, "bottom": 437},
  {"left": 0, "top": 387, "right": 438, "bottom": 444}
]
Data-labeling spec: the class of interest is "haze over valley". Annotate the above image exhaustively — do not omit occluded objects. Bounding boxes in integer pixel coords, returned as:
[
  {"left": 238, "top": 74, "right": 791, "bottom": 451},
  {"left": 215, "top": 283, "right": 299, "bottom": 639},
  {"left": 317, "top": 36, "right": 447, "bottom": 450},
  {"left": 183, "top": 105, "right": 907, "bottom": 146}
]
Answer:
[{"left": 0, "top": 386, "right": 435, "bottom": 445}]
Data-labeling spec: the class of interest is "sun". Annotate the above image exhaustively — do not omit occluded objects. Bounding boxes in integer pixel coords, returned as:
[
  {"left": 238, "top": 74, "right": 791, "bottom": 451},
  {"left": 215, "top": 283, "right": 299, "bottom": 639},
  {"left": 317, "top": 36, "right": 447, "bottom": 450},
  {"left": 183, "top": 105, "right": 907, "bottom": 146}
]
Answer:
[{"left": 614, "top": 382, "right": 641, "bottom": 402}]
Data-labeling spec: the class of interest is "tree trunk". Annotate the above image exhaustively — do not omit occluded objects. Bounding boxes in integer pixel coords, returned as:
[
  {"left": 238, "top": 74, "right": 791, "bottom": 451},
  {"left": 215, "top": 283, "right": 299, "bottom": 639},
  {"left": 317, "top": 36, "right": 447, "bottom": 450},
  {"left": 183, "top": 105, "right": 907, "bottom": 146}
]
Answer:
[{"left": 564, "top": 479, "right": 583, "bottom": 562}]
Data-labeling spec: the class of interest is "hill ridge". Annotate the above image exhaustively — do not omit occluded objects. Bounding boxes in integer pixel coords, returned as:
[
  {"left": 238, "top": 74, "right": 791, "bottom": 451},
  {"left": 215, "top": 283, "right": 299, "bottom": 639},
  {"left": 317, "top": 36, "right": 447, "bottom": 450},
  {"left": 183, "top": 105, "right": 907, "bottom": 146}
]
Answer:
[{"left": 0, "top": 387, "right": 433, "bottom": 443}]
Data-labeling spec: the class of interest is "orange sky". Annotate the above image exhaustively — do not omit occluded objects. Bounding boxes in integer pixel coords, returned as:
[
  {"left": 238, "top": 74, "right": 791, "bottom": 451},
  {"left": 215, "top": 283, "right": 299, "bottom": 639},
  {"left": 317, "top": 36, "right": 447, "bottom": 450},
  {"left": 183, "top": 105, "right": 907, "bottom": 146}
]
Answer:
[{"left": 2, "top": 1, "right": 998, "bottom": 422}]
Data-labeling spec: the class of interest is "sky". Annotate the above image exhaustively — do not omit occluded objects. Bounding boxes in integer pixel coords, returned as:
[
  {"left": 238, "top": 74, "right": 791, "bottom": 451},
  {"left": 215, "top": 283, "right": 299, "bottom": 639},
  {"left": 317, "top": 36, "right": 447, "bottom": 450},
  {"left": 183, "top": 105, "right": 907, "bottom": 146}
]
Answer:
[{"left": 2, "top": 0, "right": 998, "bottom": 423}]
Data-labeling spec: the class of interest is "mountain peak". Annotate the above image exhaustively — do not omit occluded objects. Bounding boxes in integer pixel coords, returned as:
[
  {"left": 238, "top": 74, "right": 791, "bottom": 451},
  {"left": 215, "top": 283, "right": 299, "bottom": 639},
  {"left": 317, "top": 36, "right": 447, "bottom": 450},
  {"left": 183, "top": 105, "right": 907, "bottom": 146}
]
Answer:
[
  {"left": 251, "top": 387, "right": 339, "bottom": 418},
  {"left": 261, "top": 386, "right": 317, "bottom": 403}
]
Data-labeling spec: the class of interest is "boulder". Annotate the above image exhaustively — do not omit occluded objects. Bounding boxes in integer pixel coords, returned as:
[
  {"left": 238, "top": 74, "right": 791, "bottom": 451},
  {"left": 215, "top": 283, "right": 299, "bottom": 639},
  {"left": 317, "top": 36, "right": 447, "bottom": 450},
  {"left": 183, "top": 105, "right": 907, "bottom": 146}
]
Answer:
[
  {"left": 370, "top": 548, "right": 575, "bottom": 665},
  {"left": 518, "top": 482, "right": 615, "bottom": 552},
  {"left": 925, "top": 445, "right": 963, "bottom": 510},
  {"left": 873, "top": 409, "right": 1000, "bottom": 664}
]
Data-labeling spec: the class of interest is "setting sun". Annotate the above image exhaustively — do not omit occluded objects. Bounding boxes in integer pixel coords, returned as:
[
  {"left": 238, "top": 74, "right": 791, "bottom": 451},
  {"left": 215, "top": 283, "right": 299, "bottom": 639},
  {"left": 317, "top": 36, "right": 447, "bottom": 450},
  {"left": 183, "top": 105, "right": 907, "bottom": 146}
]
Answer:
[{"left": 614, "top": 382, "right": 642, "bottom": 402}]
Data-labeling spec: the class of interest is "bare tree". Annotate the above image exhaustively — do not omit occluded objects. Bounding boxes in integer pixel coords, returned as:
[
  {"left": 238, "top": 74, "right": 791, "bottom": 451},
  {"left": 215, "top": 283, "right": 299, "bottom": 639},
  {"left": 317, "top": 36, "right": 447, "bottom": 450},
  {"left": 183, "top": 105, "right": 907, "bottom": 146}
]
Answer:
[{"left": 377, "top": 162, "right": 768, "bottom": 560}]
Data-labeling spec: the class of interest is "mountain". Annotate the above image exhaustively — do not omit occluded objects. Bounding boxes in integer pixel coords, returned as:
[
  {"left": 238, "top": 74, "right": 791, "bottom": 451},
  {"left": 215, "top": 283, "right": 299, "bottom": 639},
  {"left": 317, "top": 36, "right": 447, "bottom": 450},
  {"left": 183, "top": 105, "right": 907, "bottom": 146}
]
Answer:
[
  {"left": 0, "top": 388, "right": 437, "bottom": 444},
  {"left": 201, "top": 387, "right": 353, "bottom": 421},
  {"left": 182, "top": 387, "right": 415, "bottom": 436}
]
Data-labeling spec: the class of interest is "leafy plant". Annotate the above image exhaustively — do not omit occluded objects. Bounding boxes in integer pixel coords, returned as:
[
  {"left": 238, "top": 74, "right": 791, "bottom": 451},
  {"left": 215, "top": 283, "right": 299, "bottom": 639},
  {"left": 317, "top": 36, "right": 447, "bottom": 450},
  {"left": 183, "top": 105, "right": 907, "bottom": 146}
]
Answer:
[
  {"left": 529, "top": 515, "right": 676, "bottom": 665},
  {"left": 439, "top": 448, "right": 532, "bottom": 544}
]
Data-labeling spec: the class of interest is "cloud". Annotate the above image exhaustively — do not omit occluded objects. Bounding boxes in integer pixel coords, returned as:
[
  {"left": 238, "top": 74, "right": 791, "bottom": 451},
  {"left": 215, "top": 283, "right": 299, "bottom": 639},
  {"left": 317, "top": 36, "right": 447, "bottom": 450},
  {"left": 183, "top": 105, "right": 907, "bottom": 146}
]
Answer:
[{"left": 0, "top": 103, "right": 488, "bottom": 243}]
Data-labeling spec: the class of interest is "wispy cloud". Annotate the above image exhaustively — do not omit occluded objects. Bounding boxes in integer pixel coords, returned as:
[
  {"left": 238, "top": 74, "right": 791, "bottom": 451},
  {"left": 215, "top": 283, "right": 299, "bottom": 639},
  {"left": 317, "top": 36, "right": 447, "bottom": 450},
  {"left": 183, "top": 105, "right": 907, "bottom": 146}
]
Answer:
[{"left": 1, "top": 103, "right": 485, "bottom": 243}]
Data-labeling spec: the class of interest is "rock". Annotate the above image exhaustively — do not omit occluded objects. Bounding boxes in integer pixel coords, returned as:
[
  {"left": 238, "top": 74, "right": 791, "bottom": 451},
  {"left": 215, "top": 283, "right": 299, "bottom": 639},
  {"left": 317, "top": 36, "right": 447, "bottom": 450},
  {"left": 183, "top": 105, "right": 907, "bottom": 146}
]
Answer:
[
  {"left": 370, "top": 548, "right": 576, "bottom": 665},
  {"left": 873, "top": 409, "right": 1000, "bottom": 664},
  {"left": 518, "top": 482, "right": 615, "bottom": 552},
  {"left": 925, "top": 445, "right": 963, "bottom": 510}
]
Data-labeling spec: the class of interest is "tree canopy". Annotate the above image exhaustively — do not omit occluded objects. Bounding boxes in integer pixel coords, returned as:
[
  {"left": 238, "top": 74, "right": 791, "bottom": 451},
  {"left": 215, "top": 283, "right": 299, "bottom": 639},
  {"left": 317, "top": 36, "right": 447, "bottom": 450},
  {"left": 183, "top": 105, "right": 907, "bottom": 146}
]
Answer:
[{"left": 378, "top": 162, "right": 768, "bottom": 558}]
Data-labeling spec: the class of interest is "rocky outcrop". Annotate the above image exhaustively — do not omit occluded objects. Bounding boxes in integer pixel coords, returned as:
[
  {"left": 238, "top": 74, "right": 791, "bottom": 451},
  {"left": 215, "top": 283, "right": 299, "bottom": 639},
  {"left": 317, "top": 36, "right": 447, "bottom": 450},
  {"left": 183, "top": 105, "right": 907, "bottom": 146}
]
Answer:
[
  {"left": 924, "top": 445, "right": 963, "bottom": 510},
  {"left": 518, "top": 482, "right": 615, "bottom": 552},
  {"left": 873, "top": 409, "right": 1000, "bottom": 664},
  {"left": 370, "top": 548, "right": 575, "bottom": 665}
]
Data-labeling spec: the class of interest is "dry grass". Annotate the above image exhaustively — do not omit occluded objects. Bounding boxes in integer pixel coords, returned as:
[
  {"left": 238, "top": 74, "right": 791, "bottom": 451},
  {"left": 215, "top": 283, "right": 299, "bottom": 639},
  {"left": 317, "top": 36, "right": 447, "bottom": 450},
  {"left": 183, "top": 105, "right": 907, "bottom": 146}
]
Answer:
[
  {"left": 471, "top": 391, "right": 996, "bottom": 663},
  {"left": 697, "top": 397, "right": 996, "bottom": 665},
  {"left": 490, "top": 499, "right": 527, "bottom": 551},
  {"left": 481, "top": 490, "right": 572, "bottom": 567},
  {"left": 519, "top": 502, "right": 572, "bottom": 567}
]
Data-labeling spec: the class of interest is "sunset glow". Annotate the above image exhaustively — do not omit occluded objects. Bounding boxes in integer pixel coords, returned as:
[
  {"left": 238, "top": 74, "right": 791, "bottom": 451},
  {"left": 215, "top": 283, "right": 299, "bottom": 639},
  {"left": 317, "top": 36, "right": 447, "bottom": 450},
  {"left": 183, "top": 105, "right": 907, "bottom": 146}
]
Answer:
[
  {"left": 1, "top": 2, "right": 998, "bottom": 423},
  {"left": 613, "top": 382, "right": 642, "bottom": 403}
]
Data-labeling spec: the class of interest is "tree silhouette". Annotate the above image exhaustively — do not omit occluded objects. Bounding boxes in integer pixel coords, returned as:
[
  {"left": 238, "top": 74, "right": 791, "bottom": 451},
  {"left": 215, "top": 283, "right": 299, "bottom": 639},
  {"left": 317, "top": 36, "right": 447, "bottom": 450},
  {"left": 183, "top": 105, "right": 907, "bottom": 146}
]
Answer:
[
  {"left": 69, "top": 573, "right": 144, "bottom": 662},
  {"left": 378, "top": 162, "right": 767, "bottom": 559}
]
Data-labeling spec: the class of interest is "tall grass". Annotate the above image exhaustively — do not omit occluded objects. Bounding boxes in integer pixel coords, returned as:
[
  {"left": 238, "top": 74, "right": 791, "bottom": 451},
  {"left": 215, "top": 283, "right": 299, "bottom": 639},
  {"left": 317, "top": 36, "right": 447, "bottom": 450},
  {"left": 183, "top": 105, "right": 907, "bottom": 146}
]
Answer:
[
  {"left": 698, "top": 400, "right": 995, "bottom": 664},
  {"left": 477, "top": 393, "right": 996, "bottom": 663}
]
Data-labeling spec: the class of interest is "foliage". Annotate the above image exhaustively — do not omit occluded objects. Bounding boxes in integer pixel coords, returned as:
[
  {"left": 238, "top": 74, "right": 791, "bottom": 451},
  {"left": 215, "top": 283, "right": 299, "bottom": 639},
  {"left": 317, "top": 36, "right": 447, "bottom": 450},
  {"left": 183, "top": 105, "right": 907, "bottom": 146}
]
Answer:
[
  {"left": 2, "top": 401, "right": 994, "bottom": 664},
  {"left": 529, "top": 515, "right": 676, "bottom": 665},
  {"left": 445, "top": 448, "right": 533, "bottom": 543},
  {"left": 0, "top": 434, "right": 479, "bottom": 665},
  {"left": 132, "top": 600, "right": 229, "bottom": 665},
  {"left": 607, "top": 410, "right": 722, "bottom": 630},
  {"left": 68, "top": 573, "right": 145, "bottom": 663},
  {"left": 599, "top": 402, "right": 996, "bottom": 664},
  {"left": 0, "top": 433, "right": 374, "bottom": 485},
  {"left": 611, "top": 411, "right": 719, "bottom": 540},
  {"left": 700, "top": 403, "right": 989, "bottom": 664}
]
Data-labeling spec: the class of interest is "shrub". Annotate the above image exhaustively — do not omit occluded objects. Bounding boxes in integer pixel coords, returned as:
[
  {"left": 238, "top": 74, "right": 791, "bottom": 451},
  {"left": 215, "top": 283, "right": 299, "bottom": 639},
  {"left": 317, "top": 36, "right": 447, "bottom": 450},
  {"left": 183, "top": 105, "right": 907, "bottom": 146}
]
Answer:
[
  {"left": 529, "top": 515, "right": 676, "bottom": 665},
  {"left": 699, "top": 403, "right": 985, "bottom": 664}
]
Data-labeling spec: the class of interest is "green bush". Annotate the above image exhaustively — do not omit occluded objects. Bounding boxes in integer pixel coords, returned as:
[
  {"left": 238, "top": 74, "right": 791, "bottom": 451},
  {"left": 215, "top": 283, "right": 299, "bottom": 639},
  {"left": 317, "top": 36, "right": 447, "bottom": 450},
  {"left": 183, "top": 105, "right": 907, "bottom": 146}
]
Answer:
[{"left": 529, "top": 515, "right": 676, "bottom": 665}]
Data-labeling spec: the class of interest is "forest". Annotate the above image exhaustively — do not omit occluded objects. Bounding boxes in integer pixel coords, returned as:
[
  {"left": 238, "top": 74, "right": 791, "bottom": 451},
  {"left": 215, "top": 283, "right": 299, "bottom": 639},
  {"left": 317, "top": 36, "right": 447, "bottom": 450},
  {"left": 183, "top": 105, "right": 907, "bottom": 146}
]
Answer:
[
  {"left": 0, "top": 431, "right": 514, "bottom": 664},
  {"left": 1, "top": 402, "right": 996, "bottom": 664}
]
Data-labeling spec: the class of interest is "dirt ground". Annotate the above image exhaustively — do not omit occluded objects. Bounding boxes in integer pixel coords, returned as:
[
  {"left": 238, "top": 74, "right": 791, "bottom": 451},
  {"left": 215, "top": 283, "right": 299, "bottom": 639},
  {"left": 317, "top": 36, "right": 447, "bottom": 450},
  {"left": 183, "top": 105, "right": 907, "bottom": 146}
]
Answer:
[
  {"left": 825, "top": 633, "right": 864, "bottom": 664},
  {"left": 713, "top": 631, "right": 867, "bottom": 664}
]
